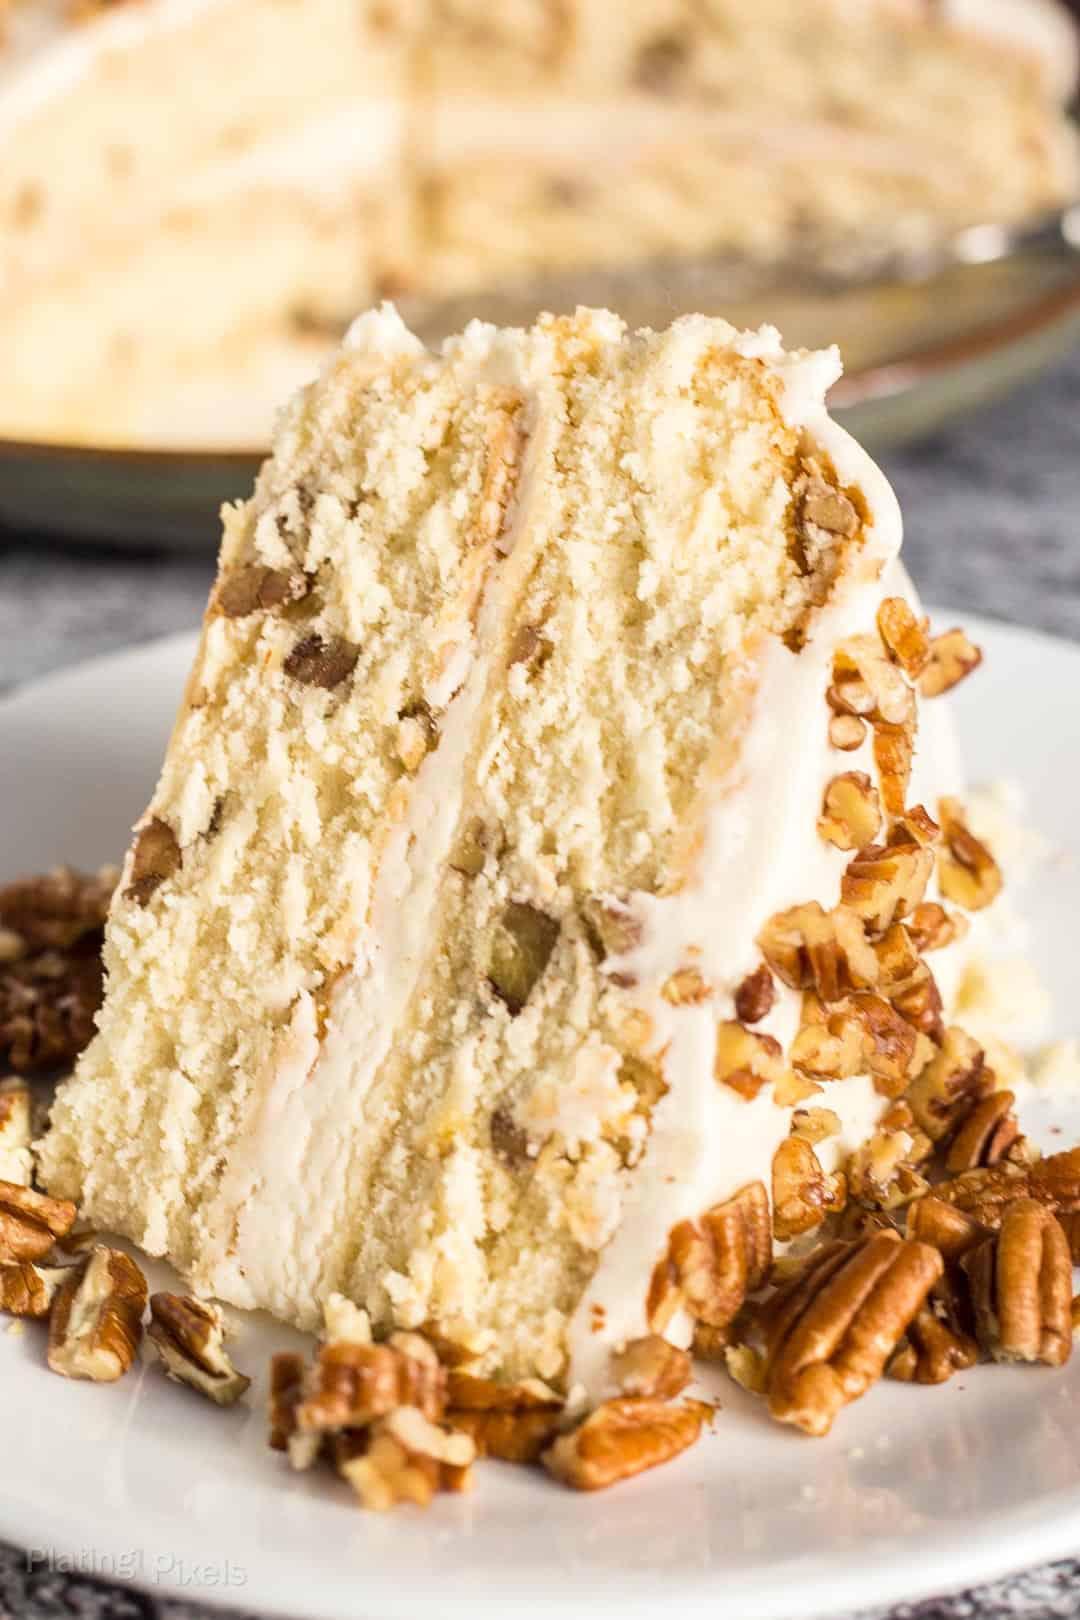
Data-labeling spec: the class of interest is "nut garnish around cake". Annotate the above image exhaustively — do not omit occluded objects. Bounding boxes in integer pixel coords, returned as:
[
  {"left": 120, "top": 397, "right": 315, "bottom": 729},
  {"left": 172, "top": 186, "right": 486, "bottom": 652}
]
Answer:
[
  {"left": 961, "top": 1200, "right": 1073, "bottom": 1366},
  {"left": 445, "top": 1371, "right": 564, "bottom": 1462},
  {"left": 542, "top": 1397, "right": 708, "bottom": 1491},
  {"left": 47, "top": 1246, "right": 148, "bottom": 1381},
  {"left": 945, "top": 1090, "right": 1021, "bottom": 1173},
  {"left": 0, "top": 1181, "right": 77, "bottom": 1261},
  {"left": 919, "top": 629, "right": 983, "bottom": 698},
  {"left": 0, "top": 1259, "right": 73, "bottom": 1318},
  {"left": 647, "top": 1181, "right": 771, "bottom": 1336},
  {"left": 761, "top": 1231, "right": 942, "bottom": 1436},
  {"left": 147, "top": 1293, "right": 251, "bottom": 1405},
  {"left": 339, "top": 1407, "right": 476, "bottom": 1510},
  {"left": 937, "top": 798, "right": 1003, "bottom": 911}
]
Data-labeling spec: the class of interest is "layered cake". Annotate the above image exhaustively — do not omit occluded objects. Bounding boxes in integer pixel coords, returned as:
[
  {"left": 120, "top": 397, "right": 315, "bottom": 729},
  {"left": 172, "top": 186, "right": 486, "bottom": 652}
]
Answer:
[
  {"left": 41, "top": 306, "right": 1005, "bottom": 1401},
  {"left": 0, "top": 0, "right": 1076, "bottom": 446}
]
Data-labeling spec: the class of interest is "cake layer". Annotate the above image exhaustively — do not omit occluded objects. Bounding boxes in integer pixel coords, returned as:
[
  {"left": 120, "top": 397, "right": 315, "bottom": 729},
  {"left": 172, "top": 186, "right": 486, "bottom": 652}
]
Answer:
[
  {"left": 0, "top": 0, "right": 1075, "bottom": 447},
  {"left": 41, "top": 307, "right": 990, "bottom": 1396}
]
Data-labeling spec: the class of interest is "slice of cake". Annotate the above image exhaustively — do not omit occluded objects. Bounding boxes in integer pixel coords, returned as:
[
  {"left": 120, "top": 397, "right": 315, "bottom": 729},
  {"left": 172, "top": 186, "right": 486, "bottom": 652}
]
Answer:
[
  {"left": 40, "top": 306, "right": 1002, "bottom": 1399},
  {"left": 0, "top": 0, "right": 1075, "bottom": 447}
]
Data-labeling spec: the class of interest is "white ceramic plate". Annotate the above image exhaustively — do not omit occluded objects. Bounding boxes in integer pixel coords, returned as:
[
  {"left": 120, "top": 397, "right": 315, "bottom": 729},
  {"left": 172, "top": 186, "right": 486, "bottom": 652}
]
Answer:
[{"left": 2, "top": 614, "right": 1079, "bottom": 1620}]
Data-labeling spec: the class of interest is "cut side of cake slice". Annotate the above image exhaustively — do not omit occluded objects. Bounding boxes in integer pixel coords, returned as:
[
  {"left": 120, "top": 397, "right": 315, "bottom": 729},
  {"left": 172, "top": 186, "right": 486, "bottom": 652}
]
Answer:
[{"left": 40, "top": 306, "right": 1001, "bottom": 1397}]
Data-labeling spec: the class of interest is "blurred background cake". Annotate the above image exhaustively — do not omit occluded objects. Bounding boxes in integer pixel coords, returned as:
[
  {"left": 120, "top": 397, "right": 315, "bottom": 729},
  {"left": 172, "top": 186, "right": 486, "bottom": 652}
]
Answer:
[{"left": 0, "top": 0, "right": 1076, "bottom": 449}]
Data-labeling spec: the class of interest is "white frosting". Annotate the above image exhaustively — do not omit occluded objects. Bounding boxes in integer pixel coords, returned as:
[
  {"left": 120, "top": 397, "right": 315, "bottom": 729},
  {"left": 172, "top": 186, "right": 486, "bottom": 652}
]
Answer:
[
  {"left": 944, "top": 0, "right": 1079, "bottom": 99},
  {"left": 564, "top": 396, "right": 974, "bottom": 1398}
]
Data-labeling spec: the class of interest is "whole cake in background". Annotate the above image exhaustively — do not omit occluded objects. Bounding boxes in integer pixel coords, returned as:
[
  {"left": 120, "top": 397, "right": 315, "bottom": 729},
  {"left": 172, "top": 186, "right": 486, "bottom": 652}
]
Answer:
[
  {"left": 40, "top": 303, "right": 1007, "bottom": 1407},
  {"left": 0, "top": 0, "right": 1076, "bottom": 448}
]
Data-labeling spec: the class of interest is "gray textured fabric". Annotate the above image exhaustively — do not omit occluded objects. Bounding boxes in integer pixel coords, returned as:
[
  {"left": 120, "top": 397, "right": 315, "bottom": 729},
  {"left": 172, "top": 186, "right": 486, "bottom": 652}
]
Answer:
[{"left": 2, "top": 350, "right": 1080, "bottom": 1617}]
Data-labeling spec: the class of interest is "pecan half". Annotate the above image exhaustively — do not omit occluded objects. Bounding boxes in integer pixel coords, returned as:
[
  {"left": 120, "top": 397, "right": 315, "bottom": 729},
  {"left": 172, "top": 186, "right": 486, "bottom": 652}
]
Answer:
[
  {"left": 542, "top": 1398, "right": 707, "bottom": 1491},
  {"left": 147, "top": 1293, "right": 251, "bottom": 1406},
  {"left": 907, "top": 1195, "right": 988, "bottom": 1262},
  {"left": 919, "top": 629, "right": 983, "bottom": 699},
  {"left": 762, "top": 1231, "right": 942, "bottom": 1436},
  {"left": 0, "top": 1259, "right": 73, "bottom": 1317},
  {"left": 961, "top": 1200, "right": 1072, "bottom": 1366},
  {"left": 0, "top": 1181, "right": 77, "bottom": 1261},
  {"left": 47, "top": 1246, "right": 147, "bottom": 1381},
  {"left": 945, "top": 1090, "right": 1021, "bottom": 1173},
  {"left": 937, "top": 798, "right": 1003, "bottom": 912},
  {"left": 647, "top": 1182, "right": 771, "bottom": 1334}
]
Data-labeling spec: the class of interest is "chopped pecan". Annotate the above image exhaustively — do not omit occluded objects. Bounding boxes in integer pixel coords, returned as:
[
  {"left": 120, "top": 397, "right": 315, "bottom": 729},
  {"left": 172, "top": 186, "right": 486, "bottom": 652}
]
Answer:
[
  {"left": 47, "top": 1246, "right": 147, "bottom": 1381},
  {"left": 905, "top": 1027, "right": 989, "bottom": 1142},
  {"left": 828, "top": 713, "right": 867, "bottom": 752},
  {"left": 445, "top": 1369, "right": 562, "bottom": 1460},
  {"left": 937, "top": 798, "right": 1003, "bottom": 912},
  {"left": 832, "top": 636, "right": 914, "bottom": 726},
  {"left": 890, "top": 805, "right": 940, "bottom": 848},
  {"left": 877, "top": 598, "right": 930, "bottom": 679},
  {"left": 340, "top": 1406, "right": 475, "bottom": 1510},
  {"left": 0, "top": 1078, "right": 32, "bottom": 1186},
  {"left": 126, "top": 818, "right": 181, "bottom": 906},
  {"left": 757, "top": 902, "right": 877, "bottom": 1002},
  {"left": 772, "top": 1137, "right": 846, "bottom": 1240},
  {"left": 447, "top": 1406, "right": 561, "bottom": 1463},
  {"left": 871, "top": 923, "right": 920, "bottom": 992},
  {"left": 1057, "top": 1211, "right": 1080, "bottom": 1264},
  {"left": 661, "top": 967, "right": 711, "bottom": 1006},
  {"left": 542, "top": 1397, "right": 706, "bottom": 1491},
  {"left": 216, "top": 564, "right": 308, "bottom": 618},
  {"left": 488, "top": 902, "right": 559, "bottom": 1015},
  {"left": 873, "top": 721, "right": 914, "bottom": 819},
  {"left": 841, "top": 842, "right": 933, "bottom": 936},
  {"left": 269, "top": 1351, "right": 307, "bottom": 1454},
  {"left": 445, "top": 1371, "right": 561, "bottom": 1411},
  {"left": 907, "top": 902, "right": 966, "bottom": 954},
  {"left": 962, "top": 1200, "right": 1072, "bottom": 1366},
  {"left": 845, "top": 993, "right": 923, "bottom": 1095},
  {"left": 818, "top": 773, "right": 881, "bottom": 851},
  {"left": 762, "top": 1231, "right": 942, "bottom": 1436},
  {"left": 647, "top": 1182, "right": 771, "bottom": 1334},
  {"left": 147, "top": 1293, "right": 251, "bottom": 1406},
  {"left": 887, "top": 1298, "right": 978, "bottom": 1384},
  {"left": 0, "top": 1259, "right": 72, "bottom": 1318},
  {"left": 847, "top": 1129, "right": 927, "bottom": 1211},
  {"left": 790, "top": 997, "right": 869, "bottom": 1082},
  {"left": 714, "top": 1021, "right": 786, "bottom": 1100},
  {"left": 0, "top": 1181, "right": 77, "bottom": 1261},
  {"left": 611, "top": 1335, "right": 692, "bottom": 1400},
  {"left": 797, "top": 465, "right": 861, "bottom": 542},
  {"left": 295, "top": 1339, "right": 445, "bottom": 1433},
  {"left": 734, "top": 964, "right": 774, "bottom": 1024},
  {"left": 791, "top": 1107, "right": 842, "bottom": 1145},
  {"left": 919, "top": 629, "right": 983, "bottom": 699},
  {"left": 723, "top": 1342, "right": 768, "bottom": 1393},
  {"left": 945, "top": 1090, "right": 1021, "bottom": 1174},
  {"left": 283, "top": 633, "right": 359, "bottom": 690},
  {"left": 890, "top": 960, "right": 945, "bottom": 1045}
]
